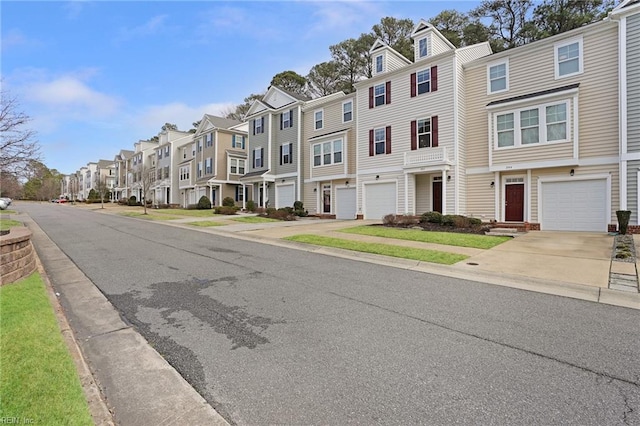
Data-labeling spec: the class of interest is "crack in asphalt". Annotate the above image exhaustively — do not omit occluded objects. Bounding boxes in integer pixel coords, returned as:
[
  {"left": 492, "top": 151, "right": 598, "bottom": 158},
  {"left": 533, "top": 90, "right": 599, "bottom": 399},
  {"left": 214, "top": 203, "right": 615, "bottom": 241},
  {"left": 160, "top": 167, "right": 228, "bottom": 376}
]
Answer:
[{"left": 328, "top": 290, "right": 640, "bottom": 389}]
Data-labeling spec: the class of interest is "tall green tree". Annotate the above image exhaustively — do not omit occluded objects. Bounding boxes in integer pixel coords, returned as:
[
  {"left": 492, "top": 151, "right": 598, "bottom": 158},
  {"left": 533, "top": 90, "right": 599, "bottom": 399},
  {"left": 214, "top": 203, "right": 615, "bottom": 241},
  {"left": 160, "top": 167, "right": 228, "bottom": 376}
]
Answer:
[
  {"left": 429, "top": 10, "right": 470, "bottom": 47},
  {"left": 528, "top": 0, "right": 615, "bottom": 40},
  {"left": 471, "top": 0, "right": 534, "bottom": 51},
  {"left": 329, "top": 38, "right": 369, "bottom": 93},
  {"left": 270, "top": 70, "right": 308, "bottom": 96},
  {"left": 371, "top": 17, "right": 415, "bottom": 60},
  {"left": 307, "top": 61, "right": 345, "bottom": 97}
]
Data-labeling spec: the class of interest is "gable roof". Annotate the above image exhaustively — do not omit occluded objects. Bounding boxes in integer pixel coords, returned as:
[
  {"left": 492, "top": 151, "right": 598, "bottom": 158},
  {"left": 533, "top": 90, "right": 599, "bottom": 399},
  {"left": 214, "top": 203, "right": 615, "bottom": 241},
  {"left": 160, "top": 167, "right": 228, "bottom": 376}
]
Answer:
[
  {"left": 411, "top": 19, "right": 456, "bottom": 50},
  {"left": 368, "top": 38, "right": 412, "bottom": 65}
]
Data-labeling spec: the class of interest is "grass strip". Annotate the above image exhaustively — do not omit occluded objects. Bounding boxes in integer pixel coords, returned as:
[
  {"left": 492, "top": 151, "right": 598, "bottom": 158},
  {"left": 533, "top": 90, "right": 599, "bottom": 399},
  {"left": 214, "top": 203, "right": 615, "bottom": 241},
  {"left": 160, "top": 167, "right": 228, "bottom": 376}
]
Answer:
[
  {"left": 152, "top": 209, "right": 215, "bottom": 217},
  {"left": 118, "top": 211, "right": 181, "bottom": 220},
  {"left": 230, "top": 216, "right": 279, "bottom": 224},
  {"left": 0, "top": 273, "right": 92, "bottom": 424},
  {"left": 0, "top": 219, "right": 23, "bottom": 231},
  {"left": 284, "top": 234, "right": 468, "bottom": 265},
  {"left": 187, "top": 221, "right": 226, "bottom": 227},
  {"left": 340, "top": 225, "right": 510, "bottom": 249}
]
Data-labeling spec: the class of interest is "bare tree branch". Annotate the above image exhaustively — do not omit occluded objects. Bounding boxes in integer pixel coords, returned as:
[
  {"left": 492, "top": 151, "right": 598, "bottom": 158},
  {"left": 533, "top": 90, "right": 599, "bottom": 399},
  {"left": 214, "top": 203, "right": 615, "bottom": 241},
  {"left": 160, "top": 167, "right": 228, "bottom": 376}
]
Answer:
[{"left": 0, "top": 90, "right": 41, "bottom": 178}]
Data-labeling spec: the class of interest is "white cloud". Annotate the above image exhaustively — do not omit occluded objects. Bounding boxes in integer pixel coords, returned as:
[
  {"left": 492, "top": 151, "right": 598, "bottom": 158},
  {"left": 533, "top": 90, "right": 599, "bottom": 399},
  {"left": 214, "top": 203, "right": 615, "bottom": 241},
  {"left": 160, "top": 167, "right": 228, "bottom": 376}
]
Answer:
[
  {"left": 25, "top": 75, "right": 121, "bottom": 117},
  {"left": 1, "top": 29, "right": 43, "bottom": 50},
  {"left": 304, "top": 0, "right": 383, "bottom": 39}
]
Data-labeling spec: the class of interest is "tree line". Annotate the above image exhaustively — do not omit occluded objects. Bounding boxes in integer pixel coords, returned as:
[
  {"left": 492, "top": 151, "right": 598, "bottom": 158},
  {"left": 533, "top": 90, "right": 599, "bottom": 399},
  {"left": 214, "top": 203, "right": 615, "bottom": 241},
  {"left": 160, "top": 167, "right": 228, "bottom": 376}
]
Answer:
[{"left": 223, "top": 0, "right": 616, "bottom": 120}]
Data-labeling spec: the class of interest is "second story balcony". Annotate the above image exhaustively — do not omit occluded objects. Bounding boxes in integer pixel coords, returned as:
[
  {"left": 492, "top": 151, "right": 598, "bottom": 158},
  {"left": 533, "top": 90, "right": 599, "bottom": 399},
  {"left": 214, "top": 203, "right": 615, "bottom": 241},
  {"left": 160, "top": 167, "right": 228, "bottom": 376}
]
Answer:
[{"left": 403, "top": 146, "right": 451, "bottom": 170}]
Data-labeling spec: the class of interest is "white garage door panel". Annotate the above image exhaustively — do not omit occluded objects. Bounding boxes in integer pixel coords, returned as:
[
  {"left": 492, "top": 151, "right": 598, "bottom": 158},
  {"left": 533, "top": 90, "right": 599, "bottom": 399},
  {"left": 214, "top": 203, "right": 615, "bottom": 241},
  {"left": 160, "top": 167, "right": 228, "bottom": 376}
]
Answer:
[
  {"left": 336, "top": 187, "right": 356, "bottom": 220},
  {"left": 364, "top": 182, "right": 396, "bottom": 221},
  {"left": 277, "top": 185, "right": 295, "bottom": 208},
  {"left": 541, "top": 180, "right": 606, "bottom": 232}
]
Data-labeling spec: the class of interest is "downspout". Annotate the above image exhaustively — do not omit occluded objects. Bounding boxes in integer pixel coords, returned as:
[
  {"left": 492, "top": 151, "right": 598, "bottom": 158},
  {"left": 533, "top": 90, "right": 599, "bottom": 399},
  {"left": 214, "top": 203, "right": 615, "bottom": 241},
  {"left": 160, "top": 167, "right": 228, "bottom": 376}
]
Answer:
[{"left": 297, "top": 103, "right": 302, "bottom": 202}]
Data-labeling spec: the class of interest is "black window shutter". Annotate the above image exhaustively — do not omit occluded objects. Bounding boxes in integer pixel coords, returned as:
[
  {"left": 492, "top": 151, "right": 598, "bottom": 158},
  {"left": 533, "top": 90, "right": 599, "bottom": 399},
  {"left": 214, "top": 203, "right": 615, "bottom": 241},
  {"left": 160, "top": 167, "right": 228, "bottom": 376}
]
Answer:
[
  {"left": 290, "top": 109, "right": 294, "bottom": 127},
  {"left": 252, "top": 120, "right": 255, "bottom": 135},
  {"left": 369, "top": 129, "right": 374, "bottom": 156},
  {"left": 261, "top": 117, "right": 265, "bottom": 133},
  {"left": 280, "top": 145, "right": 283, "bottom": 165},
  {"left": 369, "top": 87, "right": 374, "bottom": 109},
  {"left": 280, "top": 114, "right": 283, "bottom": 130},
  {"left": 261, "top": 147, "right": 264, "bottom": 166},
  {"left": 252, "top": 150, "right": 256, "bottom": 168}
]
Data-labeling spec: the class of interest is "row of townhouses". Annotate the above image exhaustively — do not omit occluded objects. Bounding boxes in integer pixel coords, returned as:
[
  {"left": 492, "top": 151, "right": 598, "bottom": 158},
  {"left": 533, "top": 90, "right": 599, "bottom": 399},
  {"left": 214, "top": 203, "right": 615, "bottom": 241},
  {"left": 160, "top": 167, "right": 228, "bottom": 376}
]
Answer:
[{"left": 62, "top": 1, "right": 640, "bottom": 233}]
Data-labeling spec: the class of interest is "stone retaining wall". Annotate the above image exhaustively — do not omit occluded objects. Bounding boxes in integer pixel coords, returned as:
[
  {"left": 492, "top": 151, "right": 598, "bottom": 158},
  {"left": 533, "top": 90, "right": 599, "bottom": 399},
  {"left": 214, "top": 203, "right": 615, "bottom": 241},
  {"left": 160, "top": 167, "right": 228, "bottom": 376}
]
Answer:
[{"left": 0, "top": 227, "right": 37, "bottom": 285}]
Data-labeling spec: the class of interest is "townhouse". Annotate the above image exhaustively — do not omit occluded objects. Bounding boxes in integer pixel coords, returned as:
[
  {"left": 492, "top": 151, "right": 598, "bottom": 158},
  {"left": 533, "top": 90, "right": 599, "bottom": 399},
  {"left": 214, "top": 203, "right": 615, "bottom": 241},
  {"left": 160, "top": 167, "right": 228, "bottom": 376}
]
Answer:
[
  {"left": 241, "top": 86, "right": 309, "bottom": 209},
  {"left": 96, "top": 159, "right": 116, "bottom": 199},
  {"left": 354, "top": 20, "right": 491, "bottom": 220},
  {"left": 302, "top": 91, "right": 357, "bottom": 218},
  {"left": 129, "top": 139, "right": 159, "bottom": 202},
  {"left": 463, "top": 16, "right": 620, "bottom": 232},
  {"left": 613, "top": 0, "right": 640, "bottom": 226},
  {"left": 113, "top": 149, "right": 134, "bottom": 201},
  {"left": 191, "top": 115, "right": 248, "bottom": 207},
  {"left": 152, "top": 129, "right": 192, "bottom": 206}
]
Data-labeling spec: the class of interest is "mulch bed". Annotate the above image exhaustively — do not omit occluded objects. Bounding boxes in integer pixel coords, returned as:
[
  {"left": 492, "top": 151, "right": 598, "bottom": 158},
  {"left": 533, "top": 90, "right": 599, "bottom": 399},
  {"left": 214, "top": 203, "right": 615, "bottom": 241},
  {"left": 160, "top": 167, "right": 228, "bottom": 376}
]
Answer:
[
  {"left": 613, "top": 234, "right": 637, "bottom": 263},
  {"left": 376, "top": 223, "right": 492, "bottom": 235}
]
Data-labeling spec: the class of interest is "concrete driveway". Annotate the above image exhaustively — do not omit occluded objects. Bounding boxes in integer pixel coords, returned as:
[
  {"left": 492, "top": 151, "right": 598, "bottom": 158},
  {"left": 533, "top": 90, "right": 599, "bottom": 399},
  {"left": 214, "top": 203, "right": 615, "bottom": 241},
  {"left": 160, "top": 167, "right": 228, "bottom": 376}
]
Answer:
[{"left": 454, "top": 231, "right": 614, "bottom": 288}]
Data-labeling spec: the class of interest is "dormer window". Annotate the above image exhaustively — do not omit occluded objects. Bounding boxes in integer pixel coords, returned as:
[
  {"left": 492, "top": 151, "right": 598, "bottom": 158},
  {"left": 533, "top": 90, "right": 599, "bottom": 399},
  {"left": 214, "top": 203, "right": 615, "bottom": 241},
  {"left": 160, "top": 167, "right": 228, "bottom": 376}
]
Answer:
[
  {"left": 375, "top": 55, "right": 383, "bottom": 74},
  {"left": 418, "top": 37, "right": 428, "bottom": 58}
]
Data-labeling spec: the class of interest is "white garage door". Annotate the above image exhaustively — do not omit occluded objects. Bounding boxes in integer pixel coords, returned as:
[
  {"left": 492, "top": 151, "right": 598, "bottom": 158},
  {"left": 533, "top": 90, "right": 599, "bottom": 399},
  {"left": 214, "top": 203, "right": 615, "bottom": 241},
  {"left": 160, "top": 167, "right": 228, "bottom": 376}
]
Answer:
[
  {"left": 541, "top": 179, "right": 607, "bottom": 232},
  {"left": 336, "top": 187, "right": 357, "bottom": 220},
  {"left": 364, "top": 182, "right": 396, "bottom": 220},
  {"left": 276, "top": 184, "right": 295, "bottom": 208}
]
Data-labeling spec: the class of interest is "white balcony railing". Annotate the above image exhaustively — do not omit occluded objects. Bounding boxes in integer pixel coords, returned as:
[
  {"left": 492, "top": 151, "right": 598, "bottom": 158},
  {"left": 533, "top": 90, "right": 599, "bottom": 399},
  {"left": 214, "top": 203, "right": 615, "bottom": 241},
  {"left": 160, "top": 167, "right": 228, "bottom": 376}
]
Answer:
[{"left": 404, "top": 146, "right": 450, "bottom": 167}]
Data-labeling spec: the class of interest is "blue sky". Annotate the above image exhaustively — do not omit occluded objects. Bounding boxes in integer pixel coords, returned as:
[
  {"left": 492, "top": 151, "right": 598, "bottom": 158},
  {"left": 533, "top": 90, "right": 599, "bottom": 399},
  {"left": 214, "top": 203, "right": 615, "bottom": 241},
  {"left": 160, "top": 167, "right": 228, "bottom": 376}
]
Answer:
[{"left": 2, "top": 1, "right": 480, "bottom": 175}]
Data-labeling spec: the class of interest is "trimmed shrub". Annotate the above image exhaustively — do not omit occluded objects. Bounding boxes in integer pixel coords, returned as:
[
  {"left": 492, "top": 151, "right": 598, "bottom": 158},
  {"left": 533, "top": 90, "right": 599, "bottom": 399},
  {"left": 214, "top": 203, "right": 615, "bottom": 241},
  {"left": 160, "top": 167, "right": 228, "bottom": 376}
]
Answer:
[
  {"left": 246, "top": 199, "right": 256, "bottom": 212},
  {"left": 421, "top": 211, "right": 443, "bottom": 224},
  {"left": 441, "top": 214, "right": 457, "bottom": 226},
  {"left": 222, "top": 197, "right": 235, "bottom": 207},
  {"left": 617, "top": 210, "right": 632, "bottom": 235},
  {"left": 128, "top": 196, "right": 138, "bottom": 206},
  {"left": 214, "top": 206, "right": 237, "bottom": 215},
  {"left": 88, "top": 189, "right": 99, "bottom": 200},
  {"left": 197, "top": 195, "right": 212, "bottom": 210},
  {"left": 293, "top": 201, "right": 308, "bottom": 217}
]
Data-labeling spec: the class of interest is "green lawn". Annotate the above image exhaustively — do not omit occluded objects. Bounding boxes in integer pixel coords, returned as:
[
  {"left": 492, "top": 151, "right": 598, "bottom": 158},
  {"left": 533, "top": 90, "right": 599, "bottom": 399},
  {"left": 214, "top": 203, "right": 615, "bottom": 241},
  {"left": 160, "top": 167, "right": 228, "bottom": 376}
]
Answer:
[
  {"left": 0, "top": 273, "right": 93, "bottom": 424},
  {"left": 187, "top": 220, "right": 226, "bottom": 227},
  {"left": 284, "top": 234, "right": 468, "bottom": 265},
  {"left": 230, "top": 216, "right": 279, "bottom": 224},
  {"left": 152, "top": 209, "right": 216, "bottom": 217},
  {"left": 0, "top": 219, "right": 23, "bottom": 231},
  {"left": 340, "top": 225, "right": 510, "bottom": 249},
  {"left": 118, "top": 211, "right": 181, "bottom": 220}
]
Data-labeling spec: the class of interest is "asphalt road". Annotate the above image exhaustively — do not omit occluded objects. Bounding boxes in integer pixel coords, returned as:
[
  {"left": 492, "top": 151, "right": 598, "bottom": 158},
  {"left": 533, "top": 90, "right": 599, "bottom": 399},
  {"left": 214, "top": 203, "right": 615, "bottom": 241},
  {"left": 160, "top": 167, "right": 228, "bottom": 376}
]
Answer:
[{"left": 18, "top": 203, "right": 640, "bottom": 425}]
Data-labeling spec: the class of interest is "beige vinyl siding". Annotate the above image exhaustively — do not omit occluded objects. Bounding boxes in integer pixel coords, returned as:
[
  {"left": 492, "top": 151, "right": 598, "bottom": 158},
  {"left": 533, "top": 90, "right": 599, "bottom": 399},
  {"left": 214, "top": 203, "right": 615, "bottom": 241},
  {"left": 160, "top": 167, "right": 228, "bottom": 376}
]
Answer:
[
  {"left": 415, "top": 174, "right": 430, "bottom": 214},
  {"left": 628, "top": 14, "right": 640, "bottom": 152},
  {"left": 627, "top": 160, "right": 639, "bottom": 224},
  {"left": 464, "top": 22, "right": 618, "bottom": 171},
  {"left": 465, "top": 173, "right": 496, "bottom": 221},
  {"left": 272, "top": 113, "right": 298, "bottom": 175},
  {"left": 248, "top": 115, "right": 269, "bottom": 172},
  {"left": 383, "top": 51, "right": 410, "bottom": 73},
  {"left": 455, "top": 58, "right": 467, "bottom": 215},
  {"left": 493, "top": 141, "right": 575, "bottom": 165},
  {"left": 431, "top": 34, "right": 453, "bottom": 56}
]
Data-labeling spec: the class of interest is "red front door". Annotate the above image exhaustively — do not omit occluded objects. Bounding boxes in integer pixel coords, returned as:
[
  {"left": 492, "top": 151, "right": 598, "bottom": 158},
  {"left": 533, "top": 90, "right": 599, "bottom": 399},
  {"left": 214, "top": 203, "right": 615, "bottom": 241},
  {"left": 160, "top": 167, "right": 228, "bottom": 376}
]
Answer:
[
  {"left": 505, "top": 184, "right": 524, "bottom": 222},
  {"left": 432, "top": 181, "right": 442, "bottom": 213}
]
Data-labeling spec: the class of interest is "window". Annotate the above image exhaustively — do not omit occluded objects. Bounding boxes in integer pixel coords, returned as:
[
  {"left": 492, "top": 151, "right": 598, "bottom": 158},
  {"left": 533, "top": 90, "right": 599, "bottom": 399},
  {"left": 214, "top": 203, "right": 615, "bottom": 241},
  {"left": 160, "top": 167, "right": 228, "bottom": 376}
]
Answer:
[
  {"left": 254, "top": 117, "right": 264, "bottom": 134},
  {"left": 165, "top": 146, "right": 170, "bottom": 156},
  {"left": 282, "top": 111, "right": 291, "bottom": 129},
  {"left": 417, "top": 69, "right": 430, "bottom": 95},
  {"left": 179, "top": 166, "right": 190, "bottom": 181},
  {"left": 158, "top": 149, "right": 163, "bottom": 159},
  {"left": 232, "top": 134, "right": 245, "bottom": 149},
  {"left": 163, "top": 166, "right": 169, "bottom": 178},
  {"left": 230, "top": 158, "right": 245, "bottom": 174},
  {"left": 488, "top": 61, "right": 508, "bottom": 93},
  {"left": 546, "top": 104, "right": 567, "bottom": 141},
  {"left": 281, "top": 143, "right": 292, "bottom": 164},
  {"left": 374, "top": 128, "right": 386, "bottom": 155},
  {"left": 520, "top": 109, "right": 539, "bottom": 144},
  {"left": 417, "top": 118, "right": 432, "bottom": 148},
  {"left": 206, "top": 133, "right": 213, "bottom": 147},
  {"left": 314, "top": 110, "right": 323, "bottom": 130},
  {"left": 192, "top": 143, "right": 196, "bottom": 156},
  {"left": 312, "top": 139, "right": 343, "bottom": 167},
  {"left": 254, "top": 148, "right": 263, "bottom": 168},
  {"left": 205, "top": 157, "right": 212, "bottom": 174},
  {"left": 410, "top": 67, "right": 437, "bottom": 97},
  {"left": 497, "top": 113, "right": 515, "bottom": 147},
  {"left": 555, "top": 37, "right": 583, "bottom": 78},
  {"left": 375, "top": 54, "right": 383, "bottom": 73},
  {"left": 418, "top": 37, "right": 428, "bottom": 58},
  {"left": 343, "top": 101, "right": 353, "bottom": 123},
  {"left": 182, "top": 148, "right": 186, "bottom": 159},
  {"left": 197, "top": 162, "right": 202, "bottom": 178},
  {"left": 494, "top": 101, "right": 569, "bottom": 148},
  {"left": 374, "top": 83, "right": 386, "bottom": 107},
  {"left": 198, "top": 140, "right": 202, "bottom": 153},
  {"left": 235, "top": 186, "right": 244, "bottom": 202}
]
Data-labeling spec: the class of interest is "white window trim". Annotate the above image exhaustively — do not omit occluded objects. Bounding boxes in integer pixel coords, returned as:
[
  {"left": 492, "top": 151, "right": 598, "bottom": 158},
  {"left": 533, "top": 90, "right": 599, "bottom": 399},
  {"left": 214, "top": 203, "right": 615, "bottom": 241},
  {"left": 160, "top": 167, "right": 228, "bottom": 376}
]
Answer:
[
  {"left": 418, "top": 36, "right": 429, "bottom": 58},
  {"left": 486, "top": 59, "right": 509, "bottom": 95},
  {"left": 283, "top": 111, "right": 291, "bottom": 129},
  {"left": 375, "top": 54, "right": 384, "bottom": 74},
  {"left": 254, "top": 148, "right": 262, "bottom": 168},
  {"left": 255, "top": 118, "right": 263, "bottom": 134},
  {"left": 342, "top": 100, "right": 353, "bottom": 123},
  {"left": 312, "top": 137, "right": 344, "bottom": 168},
  {"left": 314, "top": 109, "right": 324, "bottom": 130},
  {"left": 416, "top": 69, "right": 431, "bottom": 96},
  {"left": 493, "top": 99, "right": 571, "bottom": 150},
  {"left": 374, "top": 127, "right": 386, "bottom": 155},
  {"left": 374, "top": 83, "right": 386, "bottom": 107},
  {"left": 282, "top": 142, "right": 292, "bottom": 164},
  {"left": 417, "top": 117, "right": 432, "bottom": 149},
  {"left": 554, "top": 36, "right": 583, "bottom": 80}
]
